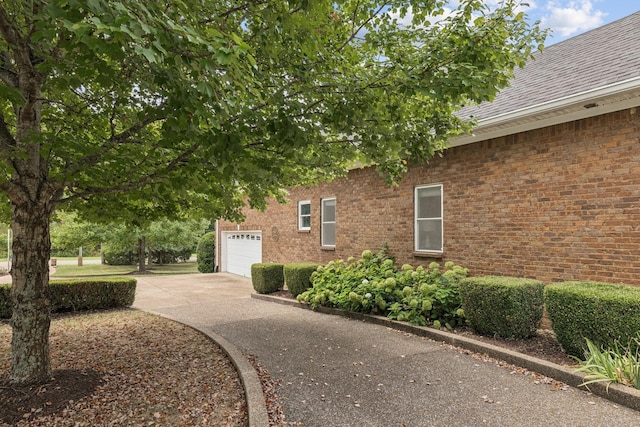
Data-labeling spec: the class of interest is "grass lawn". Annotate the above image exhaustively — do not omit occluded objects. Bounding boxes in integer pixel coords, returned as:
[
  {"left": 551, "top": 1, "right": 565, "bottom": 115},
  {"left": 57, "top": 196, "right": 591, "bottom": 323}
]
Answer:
[{"left": 52, "top": 261, "right": 199, "bottom": 278}]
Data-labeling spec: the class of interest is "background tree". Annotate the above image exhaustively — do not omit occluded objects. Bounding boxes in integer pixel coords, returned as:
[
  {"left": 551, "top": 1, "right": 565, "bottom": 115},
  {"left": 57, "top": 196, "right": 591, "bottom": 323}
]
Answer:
[
  {"left": 0, "top": 0, "right": 546, "bottom": 384},
  {"left": 146, "top": 219, "right": 208, "bottom": 264},
  {"left": 50, "top": 212, "right": 106, "bottom": 257},
  {"left": 51, "top": 213, "right": 208, "bottom": 265},
  {"left": 101, "top": 218, "right": 208, "bottom": 265},
  {"left": 100, "top": 225, "right": 136, "bottom": 265}
]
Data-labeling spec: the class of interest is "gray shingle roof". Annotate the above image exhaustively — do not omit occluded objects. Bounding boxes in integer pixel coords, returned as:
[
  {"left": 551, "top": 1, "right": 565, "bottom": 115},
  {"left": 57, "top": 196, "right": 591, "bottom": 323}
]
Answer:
[{"left": 458, "top": 10, "right": 640, "bottom": 121}]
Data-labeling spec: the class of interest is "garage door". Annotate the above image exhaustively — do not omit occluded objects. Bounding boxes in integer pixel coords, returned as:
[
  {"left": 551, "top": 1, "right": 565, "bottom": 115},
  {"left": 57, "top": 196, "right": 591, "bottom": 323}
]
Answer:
[{"left": 224, "top": 232, "right": 262, "bottom": 278}]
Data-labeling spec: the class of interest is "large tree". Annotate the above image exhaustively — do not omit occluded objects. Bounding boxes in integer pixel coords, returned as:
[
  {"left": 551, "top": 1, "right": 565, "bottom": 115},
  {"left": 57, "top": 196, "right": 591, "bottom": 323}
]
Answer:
[{"left": 0, "top": 0, "right": 545, "bottom": 384}]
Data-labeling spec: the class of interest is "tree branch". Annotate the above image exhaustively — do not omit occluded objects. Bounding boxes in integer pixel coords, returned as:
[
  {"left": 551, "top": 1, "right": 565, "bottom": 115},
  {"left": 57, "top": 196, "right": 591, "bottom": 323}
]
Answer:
[
  {"left": 58, "top": 112, "right": 166, "bottom": 181},
  {"left": 61, "top": 140, "right": 202, "bottom": 203},
  {"left": 336, "top": 3, "right": 388, "bottom": 52},
  {"left": 109, "top": 114, "right": 165, "bottom": 145}
]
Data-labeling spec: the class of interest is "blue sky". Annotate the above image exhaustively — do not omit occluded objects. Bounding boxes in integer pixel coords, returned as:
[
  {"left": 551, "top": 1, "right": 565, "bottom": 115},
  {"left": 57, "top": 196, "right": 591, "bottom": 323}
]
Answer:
[
  {"left": 391, "top": 1, "right": 638, "bottom": 46},
  {"left": 518, "top": 0, "right": 639, "bottom": 45}
]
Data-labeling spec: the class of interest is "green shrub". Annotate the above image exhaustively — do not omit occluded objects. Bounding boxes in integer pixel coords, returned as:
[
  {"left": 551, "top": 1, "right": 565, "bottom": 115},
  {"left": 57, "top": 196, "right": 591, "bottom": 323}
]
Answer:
[
  {"left": 103, "top": 248, "right": 138, "bottom": 265},
  {"left": 545, "top": 281, "right": 640, "bottom": 357},
  {"left": 284, "top": 263, "right": 320, "bottom": 297},
  {"left": 297, "top": 246, "right": 468, "bottom": 328},
  {"left": 196, "top": 232, "right": 216, "bottom": 273},
  {"left": 460, "top": 276, "right": 544, "bottom": 339},
  {"left": 49, "top": 278, "right": 137, "bottom": 312},
  {"left": 251, "top": 263, "right": 284, "bottom": 294},
  {"left": 150, "top": 248, "right": 193, "bottom": 264},
  {"left": 0, "top": 278, "right": 137, "bottom": 319},
  {"left": 0, "top": 284, "right": 10, "bottom": 318}
]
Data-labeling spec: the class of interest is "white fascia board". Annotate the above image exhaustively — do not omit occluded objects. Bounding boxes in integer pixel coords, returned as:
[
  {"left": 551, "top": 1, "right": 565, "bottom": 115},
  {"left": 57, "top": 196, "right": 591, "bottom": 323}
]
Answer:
[{"left": 450, "top": 76, "right": 640, "bottom": 147}]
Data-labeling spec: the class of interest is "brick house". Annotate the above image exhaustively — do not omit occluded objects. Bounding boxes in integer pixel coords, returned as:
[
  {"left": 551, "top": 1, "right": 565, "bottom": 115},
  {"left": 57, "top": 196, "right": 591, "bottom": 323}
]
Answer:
[{"left": 216, "top": 12, "right": 640, "bottom": 285}]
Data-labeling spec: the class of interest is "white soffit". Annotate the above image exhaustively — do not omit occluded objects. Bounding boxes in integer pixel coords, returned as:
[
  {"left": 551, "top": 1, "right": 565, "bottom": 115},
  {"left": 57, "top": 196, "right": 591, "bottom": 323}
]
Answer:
[{"left": 450, "top": 76, "right": 640, "bottom": 147}]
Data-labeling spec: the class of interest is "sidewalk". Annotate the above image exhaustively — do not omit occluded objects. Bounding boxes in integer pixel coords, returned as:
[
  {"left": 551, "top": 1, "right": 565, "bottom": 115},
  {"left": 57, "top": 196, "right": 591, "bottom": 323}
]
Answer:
[{"left": 134, "top": 273, "right": 639, "bottom": 426}]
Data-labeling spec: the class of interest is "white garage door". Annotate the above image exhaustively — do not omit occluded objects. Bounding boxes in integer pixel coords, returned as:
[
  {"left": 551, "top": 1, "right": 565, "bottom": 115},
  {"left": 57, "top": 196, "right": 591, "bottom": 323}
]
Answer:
[{"left": 224, "top": 232, "right": 262, "bottom": 277}]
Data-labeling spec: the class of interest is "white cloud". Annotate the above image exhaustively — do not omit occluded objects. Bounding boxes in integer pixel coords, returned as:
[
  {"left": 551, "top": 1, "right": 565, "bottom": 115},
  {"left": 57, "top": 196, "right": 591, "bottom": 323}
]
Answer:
[
  {"left": 540, "top": 0, "right": 606, "bottom": 36},
  {"left": 516, "top": 1, "right": 538, "bottom": 14},
  {"left": 385, "top": 1, "right": 540, "bottom": 31},
  {"left": 386, "top": 5, "right": 456, "bottom": 29},
  {"left": 462, "top": 0, "right": 537, "bottom": 15}
]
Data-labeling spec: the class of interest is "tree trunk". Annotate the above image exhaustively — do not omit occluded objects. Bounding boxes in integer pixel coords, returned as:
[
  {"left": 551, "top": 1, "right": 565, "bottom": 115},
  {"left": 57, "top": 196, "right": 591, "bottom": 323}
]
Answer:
[
  {"left": 9, "top": 198, "right": 55, "bottom": 384},
  {"left": 138, "top": 236, "right": 146, "bottom": 272}
]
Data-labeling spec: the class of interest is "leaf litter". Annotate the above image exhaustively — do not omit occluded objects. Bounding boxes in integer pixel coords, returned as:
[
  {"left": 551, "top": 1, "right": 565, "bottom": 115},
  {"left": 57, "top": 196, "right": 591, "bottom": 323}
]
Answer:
[{"left": 0, "top": 309, "right": 247, "bottom": 426}]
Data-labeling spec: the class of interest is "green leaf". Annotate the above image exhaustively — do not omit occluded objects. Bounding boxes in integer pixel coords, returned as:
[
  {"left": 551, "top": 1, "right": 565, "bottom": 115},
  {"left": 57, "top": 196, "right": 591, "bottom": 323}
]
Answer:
[{"left": 134, "top": 45, "right": 157, "bottom": 63}]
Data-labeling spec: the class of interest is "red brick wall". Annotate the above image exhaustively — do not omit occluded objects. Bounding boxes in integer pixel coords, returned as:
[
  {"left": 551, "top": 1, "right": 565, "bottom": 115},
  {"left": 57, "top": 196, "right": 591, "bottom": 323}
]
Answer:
[{"left": 218, "top": 107, "right": 640, "bottom": 285}]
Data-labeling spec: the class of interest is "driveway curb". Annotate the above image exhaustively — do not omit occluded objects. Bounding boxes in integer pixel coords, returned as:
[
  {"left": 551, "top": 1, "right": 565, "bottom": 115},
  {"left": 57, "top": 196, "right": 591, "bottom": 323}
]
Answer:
[
  {"left": 137, "top": 310, "right": 270, "bottom": 427},
  {"left": 252, "top": 293, "right": 640, "bottom": 413}
]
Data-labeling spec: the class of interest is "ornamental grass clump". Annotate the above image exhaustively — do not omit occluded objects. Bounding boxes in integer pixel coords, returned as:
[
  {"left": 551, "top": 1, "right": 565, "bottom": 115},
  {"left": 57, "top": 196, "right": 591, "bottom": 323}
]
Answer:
[
  {"left": 576, "top": 334, "right": 640, "bottom": 391},
  {"left": 297, "top": 245, "right": 469, "bottom": 327}
]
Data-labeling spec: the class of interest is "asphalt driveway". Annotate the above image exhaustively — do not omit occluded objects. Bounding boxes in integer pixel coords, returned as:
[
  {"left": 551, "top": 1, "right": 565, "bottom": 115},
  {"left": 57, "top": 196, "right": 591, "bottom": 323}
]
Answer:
[{"left": 133, "top": 273, "right": 640, "bottom": 426}]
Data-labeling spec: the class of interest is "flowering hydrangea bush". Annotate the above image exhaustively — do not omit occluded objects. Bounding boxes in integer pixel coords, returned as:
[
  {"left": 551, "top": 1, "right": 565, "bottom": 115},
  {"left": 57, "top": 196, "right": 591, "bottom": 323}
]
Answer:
[{"left": 297, "top": 246, "right": 469, "bottom": 327}]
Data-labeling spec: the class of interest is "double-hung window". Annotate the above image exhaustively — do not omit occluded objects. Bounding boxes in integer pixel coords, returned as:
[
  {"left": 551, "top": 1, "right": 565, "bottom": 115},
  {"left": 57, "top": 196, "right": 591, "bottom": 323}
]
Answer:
[
  {"left": 415, "top": 184, "right": 443, "bottom": 252},
  {"left": 298, "top": 200, "right": 311, "bottom": 231},
  {"left": 321, "top": 198, "right": 336, "bottom": 247}
]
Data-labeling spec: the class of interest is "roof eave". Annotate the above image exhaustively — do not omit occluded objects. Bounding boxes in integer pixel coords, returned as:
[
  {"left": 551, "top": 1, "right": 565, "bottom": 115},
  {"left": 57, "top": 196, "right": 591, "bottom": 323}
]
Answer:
[{"left": 450, "top": 76, "right": 640, "bottom": 147}]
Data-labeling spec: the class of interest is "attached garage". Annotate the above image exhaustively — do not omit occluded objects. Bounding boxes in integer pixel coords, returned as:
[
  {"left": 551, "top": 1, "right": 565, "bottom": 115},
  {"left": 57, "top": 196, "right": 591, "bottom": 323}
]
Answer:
[{"left": 222, "top": 231, "right": 262, "bottom": 277}]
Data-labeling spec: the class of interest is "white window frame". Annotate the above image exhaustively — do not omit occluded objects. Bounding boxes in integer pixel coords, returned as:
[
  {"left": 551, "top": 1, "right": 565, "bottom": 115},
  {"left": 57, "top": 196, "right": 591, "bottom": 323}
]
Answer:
[
  {"left": 321, "top": 198, "right": 336, "bottom": 247},
  {"left": 414, "top": 184, "right": 443, "bottom": 253},
  {"left": 298, "top": 200, "right": 311, "bottom": 231}
]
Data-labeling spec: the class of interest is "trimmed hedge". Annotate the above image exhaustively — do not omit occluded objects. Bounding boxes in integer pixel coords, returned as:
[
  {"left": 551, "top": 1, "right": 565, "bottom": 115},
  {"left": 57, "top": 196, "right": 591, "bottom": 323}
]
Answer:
[
  {"left": 196, "top": 232, "right": 216, "bottom": 273},
  {"left": 251, "top": 263, "right": 284, "bottom": 294},
  {"left": 104, "top": 249, "right": 138, "bottom": 265},
  {"left": 545, "top": 281, "right": 640, "bottom": 357},
  {"left": 0, "top": 284, "right": 9, "bottom": 318},
  {"left": 284, "top": 263, "right": 320, "bottom": 297},
  {"left": 460, "top": 276, "right": 544, "bottom": 339},
  {"left": 0, "top": 278, "right": 137, "bottom": 319}
]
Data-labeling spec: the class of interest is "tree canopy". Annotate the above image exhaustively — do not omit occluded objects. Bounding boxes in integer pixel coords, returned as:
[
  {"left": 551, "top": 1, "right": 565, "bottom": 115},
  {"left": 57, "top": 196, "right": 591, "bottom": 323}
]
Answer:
[
  {"left": 1, "top": 0, "right": 545, "bottom": 220},
  {"left": 0, "top": 0, "right": 545, "bottom": 384}
]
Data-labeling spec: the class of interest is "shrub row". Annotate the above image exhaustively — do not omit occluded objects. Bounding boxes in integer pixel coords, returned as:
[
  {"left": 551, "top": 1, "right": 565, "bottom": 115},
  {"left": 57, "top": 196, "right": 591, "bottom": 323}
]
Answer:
[
  {"left": 456, "top": 277, "right": 640, "bottom": 355},
  {"left": 251, "top": 262, "right": 320, "bottom": 296},
  {"left": 0, "top": 278, "right": 137, "bottom": 319},
  {"left": 253, "top": 254, "right": 640, "bottom": 360},
  {"left": 104, "top": 248, "right": 192, "bottom": 265},
  {"left": 545, "top": 281, "right": 640, "bottom": 357}
]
